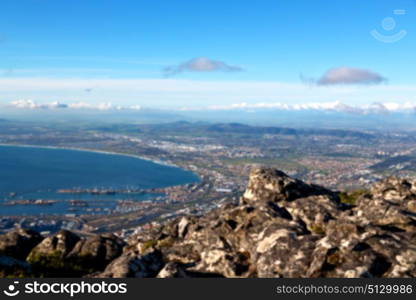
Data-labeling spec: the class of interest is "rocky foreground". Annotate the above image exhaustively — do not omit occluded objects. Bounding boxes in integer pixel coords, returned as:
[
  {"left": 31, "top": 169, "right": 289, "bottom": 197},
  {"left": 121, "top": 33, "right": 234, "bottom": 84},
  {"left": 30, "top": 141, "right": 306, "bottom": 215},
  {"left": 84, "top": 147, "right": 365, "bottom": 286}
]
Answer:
[{"left": 1, "top": 168, "right": 416, "bottom": 278}]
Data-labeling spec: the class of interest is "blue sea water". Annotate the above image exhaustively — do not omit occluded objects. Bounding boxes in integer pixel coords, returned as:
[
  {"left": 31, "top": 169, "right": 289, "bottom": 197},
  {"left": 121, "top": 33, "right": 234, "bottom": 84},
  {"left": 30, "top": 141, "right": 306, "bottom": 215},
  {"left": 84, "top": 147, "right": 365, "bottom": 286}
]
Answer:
[{"left": 0, "top": 145, "right": 199, "bottom": 216}]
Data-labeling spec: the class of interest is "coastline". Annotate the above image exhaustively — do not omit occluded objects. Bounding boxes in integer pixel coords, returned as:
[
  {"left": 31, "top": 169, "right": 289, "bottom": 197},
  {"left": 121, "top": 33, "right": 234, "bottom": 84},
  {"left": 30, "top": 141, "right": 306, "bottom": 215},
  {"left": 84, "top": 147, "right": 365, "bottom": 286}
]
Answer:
[
  {"left": 0, "top": 143, "right": 201, "bottom": 217},
  {"left": 0, "top": 143, "right": 179, "bottom": 170}
]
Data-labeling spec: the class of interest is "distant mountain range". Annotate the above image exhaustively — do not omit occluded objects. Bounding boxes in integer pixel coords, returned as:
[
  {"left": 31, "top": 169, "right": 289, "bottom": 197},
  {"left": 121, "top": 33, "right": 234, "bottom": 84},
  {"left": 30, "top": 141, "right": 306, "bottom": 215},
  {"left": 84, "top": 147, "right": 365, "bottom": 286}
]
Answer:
[
  {"left": 1, "top": 103, "right": 416, "bottom": 130},
  {"left": 205, "top": 123, "right": 375, "bottom": 139}
]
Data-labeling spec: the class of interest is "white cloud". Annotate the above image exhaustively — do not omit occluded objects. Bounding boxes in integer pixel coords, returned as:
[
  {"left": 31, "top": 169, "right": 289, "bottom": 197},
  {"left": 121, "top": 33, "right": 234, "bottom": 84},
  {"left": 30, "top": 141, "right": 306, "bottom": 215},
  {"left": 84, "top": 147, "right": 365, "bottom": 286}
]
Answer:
[
  {"left": 10, "top": 99, "right": 68, "bottom": 109},
  {"left": 10, "top": 99, "right": 39, "bottom": 109},
  {"left": 7, "top": 97, "right": 416, "bottom": 115},
  {"left": 195, "top": 100, "right": 416, "bottom": 115},
  {"left": 8, "top": 100, "right": 142, "bottom": 111},
  {"left": 163, "top": 57, "right": 243, "bottom": 76},
  {"left": 0, "top": 77, "right": 415, "bottom": 109},
  {"left": 317, "top": 67, "right": 386, "bottom": 85},
  {"left": 67, "top": 102, "right": 113, "bottom": 110}
]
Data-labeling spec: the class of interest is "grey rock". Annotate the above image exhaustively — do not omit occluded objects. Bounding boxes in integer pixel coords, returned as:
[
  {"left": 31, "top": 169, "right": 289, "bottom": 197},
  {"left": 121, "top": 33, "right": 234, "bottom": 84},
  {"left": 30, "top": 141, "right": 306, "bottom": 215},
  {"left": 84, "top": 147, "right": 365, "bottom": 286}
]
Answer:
[
  {"left": 27, "top": 229, "right": 80, "bottom": 260},
  {"left": 0, "top": 228, "right": 43, "bottom": 260},
  {"left": 119, "top": 168, "right": 416, "bottom": 278},
  {"left": 97, "top": 250, "right": 164, "bottom": 278},
  {"left": 67, "top": 233, "right": 125, "bottom": 270}
]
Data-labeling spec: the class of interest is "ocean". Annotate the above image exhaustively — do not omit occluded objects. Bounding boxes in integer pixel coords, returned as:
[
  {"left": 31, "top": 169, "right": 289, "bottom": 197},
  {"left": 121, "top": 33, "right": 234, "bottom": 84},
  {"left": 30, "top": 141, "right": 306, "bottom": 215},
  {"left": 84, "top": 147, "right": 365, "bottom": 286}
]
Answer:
[{"left": 0, "top": 145, "right": 199, "bottom": 216}]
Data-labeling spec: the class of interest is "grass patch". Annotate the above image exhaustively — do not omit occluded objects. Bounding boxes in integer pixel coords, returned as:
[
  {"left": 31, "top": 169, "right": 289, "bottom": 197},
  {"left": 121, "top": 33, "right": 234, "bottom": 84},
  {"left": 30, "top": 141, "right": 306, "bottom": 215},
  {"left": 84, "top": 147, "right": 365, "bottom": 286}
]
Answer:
[{"left": 339, "top": 189, "right": 369, "bottom": 205}]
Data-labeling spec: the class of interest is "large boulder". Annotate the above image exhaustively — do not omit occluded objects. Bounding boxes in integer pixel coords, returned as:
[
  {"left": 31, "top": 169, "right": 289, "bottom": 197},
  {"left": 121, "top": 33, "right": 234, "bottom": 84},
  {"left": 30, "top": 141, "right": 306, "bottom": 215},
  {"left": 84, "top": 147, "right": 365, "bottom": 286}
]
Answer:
[
  {"left": 241, "top": 168, "right": 334, "bottom": 204},
  {"left": 0, "top": 228, "right": 43, "bottom": 260},
  {"left": 349, "top": 177, "right": 416, "bottom": 231},
  {"left": 26, "top": 230, "right": 81, "bottom": 277},
  {"left": 26, "top": 231, "right": 126, "bottom": 277},
  {"left": 96, "top": 250, "right": 164, "bottom": 278},
  {"left": 119, "top": 167, "right": 416, "bottom": 278},
  {"left": 27, "top": 229, "right": 80, "bottom": 259},
  {"left": 67, "top": 233, "right": 126, "bottom": 272}
]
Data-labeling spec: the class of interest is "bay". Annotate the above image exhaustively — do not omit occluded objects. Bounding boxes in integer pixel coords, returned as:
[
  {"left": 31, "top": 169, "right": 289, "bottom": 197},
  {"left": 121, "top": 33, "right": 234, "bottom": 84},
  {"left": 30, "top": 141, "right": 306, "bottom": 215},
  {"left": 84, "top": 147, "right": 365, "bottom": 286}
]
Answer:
[{"left": 0, "top": 145, "right": 199, "bottom": 216}]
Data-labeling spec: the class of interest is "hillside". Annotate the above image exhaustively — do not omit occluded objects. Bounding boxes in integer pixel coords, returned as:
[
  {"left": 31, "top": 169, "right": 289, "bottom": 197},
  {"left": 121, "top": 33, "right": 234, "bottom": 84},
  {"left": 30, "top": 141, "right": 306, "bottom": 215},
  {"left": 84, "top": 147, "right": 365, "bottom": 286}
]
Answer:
[{"left": 1, "top": 168, "right": 415, "bottom": 278}]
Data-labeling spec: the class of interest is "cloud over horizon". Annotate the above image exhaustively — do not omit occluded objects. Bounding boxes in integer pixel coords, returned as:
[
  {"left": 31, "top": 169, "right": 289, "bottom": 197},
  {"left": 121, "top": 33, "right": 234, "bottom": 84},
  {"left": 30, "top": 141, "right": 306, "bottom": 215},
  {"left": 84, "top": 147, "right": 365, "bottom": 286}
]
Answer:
[
  {"left": 194, "top": 100, "right": 416, "bottom": 115},
  {"left": 317, "top": 67, "right": 386, "bottom": 85},
  {"left": 0, "top": 77, "right": 414, "bottom": 109},
  {"left": 8, "top": 99, "right": 141, "bottom": 111},
  {"left": 163, "top": 57, "right": 244, "bottom": 77},
  {"left": 10, "top": 99, "right": 416, "bottom": 116}
]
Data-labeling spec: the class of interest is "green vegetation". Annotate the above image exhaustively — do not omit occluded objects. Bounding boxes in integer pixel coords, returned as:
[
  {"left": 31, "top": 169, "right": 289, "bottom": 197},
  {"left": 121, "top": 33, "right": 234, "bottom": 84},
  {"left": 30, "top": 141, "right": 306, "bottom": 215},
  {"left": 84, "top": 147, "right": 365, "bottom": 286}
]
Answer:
[
  {"left": 338, "top": 189, "right": 369, "bottom": 205},
  {"left": 0, "top": 267, "right": 31, "bottom": 278},
  {"left": 157, "top": 237, "right": 175, "bottom": 249},
  {"left": 27, "top": 250, "right": 67, "bottom": 277},
  {"left": 309, "top": 224, "right": 325, "bottom": 234},
  {"left": 27, "top": 251, "right": 96, "bottom": 277},
  {"left": 140, "top": 240, "right": 158, "bottom": 253}
]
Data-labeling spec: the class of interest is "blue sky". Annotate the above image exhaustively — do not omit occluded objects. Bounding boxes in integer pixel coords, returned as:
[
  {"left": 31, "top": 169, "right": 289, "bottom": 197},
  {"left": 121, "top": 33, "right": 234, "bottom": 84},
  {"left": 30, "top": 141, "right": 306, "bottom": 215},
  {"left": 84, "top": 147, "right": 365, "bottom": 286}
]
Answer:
[{"left": 0, "top": 0, "right": 415, "bottom": 109}]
